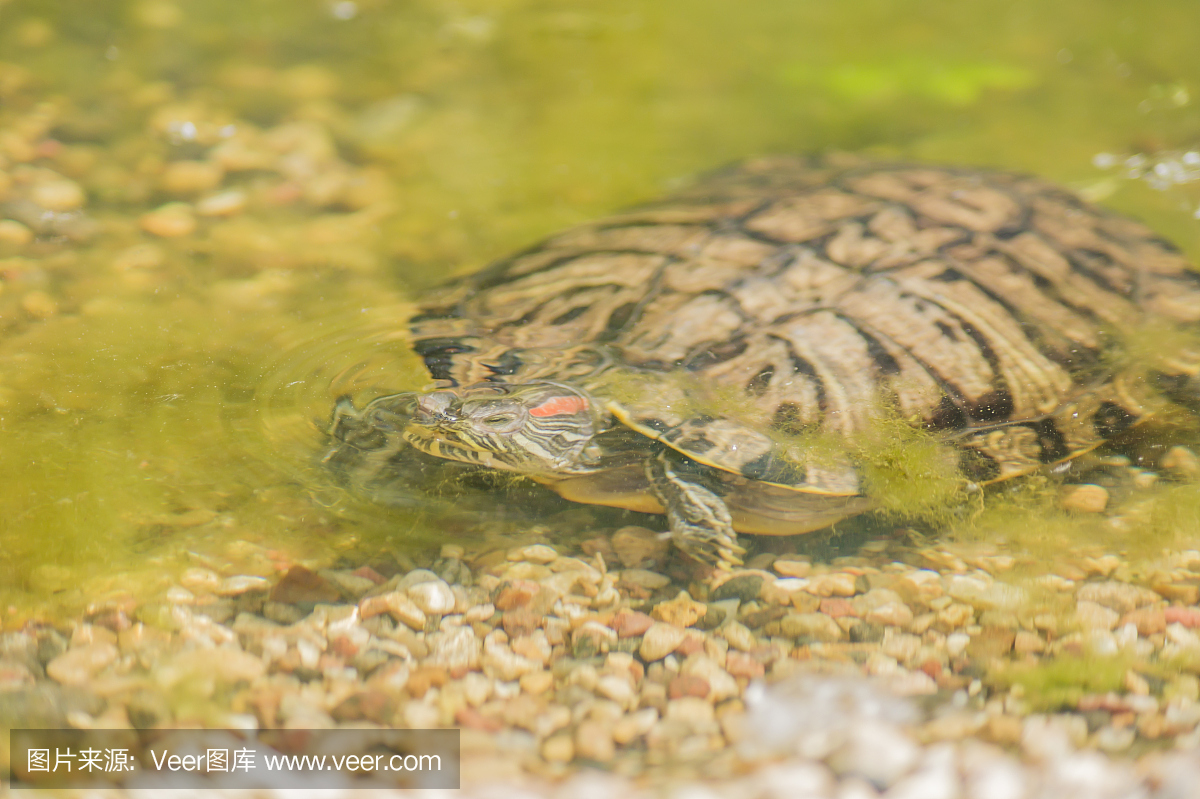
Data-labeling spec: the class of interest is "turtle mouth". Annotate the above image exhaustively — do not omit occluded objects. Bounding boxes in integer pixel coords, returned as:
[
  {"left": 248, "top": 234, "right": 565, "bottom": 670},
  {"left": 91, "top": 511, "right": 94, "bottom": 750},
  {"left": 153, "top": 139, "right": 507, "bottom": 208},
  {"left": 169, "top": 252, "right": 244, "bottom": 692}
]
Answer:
[{"left": 402, "top": 424, "right": 501, "bottom": 468}]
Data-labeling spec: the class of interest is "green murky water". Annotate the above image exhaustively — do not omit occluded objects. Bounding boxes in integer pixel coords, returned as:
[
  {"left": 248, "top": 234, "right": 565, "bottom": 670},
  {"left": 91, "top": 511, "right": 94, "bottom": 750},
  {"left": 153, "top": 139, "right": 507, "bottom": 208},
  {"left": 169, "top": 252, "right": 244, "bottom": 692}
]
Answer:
[{"left": 2, "top": 0, "right": 1200, "bottom": 623}]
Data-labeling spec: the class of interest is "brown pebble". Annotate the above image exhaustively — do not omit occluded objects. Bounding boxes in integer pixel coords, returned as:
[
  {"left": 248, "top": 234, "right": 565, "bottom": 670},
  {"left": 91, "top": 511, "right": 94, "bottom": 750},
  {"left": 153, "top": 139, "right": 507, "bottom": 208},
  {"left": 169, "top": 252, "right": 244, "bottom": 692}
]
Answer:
[
  {"left": 819, "top": 598, "right": 858, "bottom": 618},
  {"left": 725, "top": 651, "right": 765, "bottom": 679},
  {"left": 1060, "top": 484, "right": 1109, "bottom": 513},
  {"left": 456, "top": 706, "right": 504, "bottom": 732},
  {"left": 407, "top": 666, "right": 449, "bottom": 697},
  {"left": 140, "top": 202, "right": 196, "bottom": 237},
  {"left": 161, "top": 160, "right": 224, "bottom": 196},
  {"left": 1166, "top": 607, "right": 1200, "bottom": 628},
  {"left": 270, "top": 565, "right": 341, "bottom": 604},
  {"left": 1120, "top": 607, "right": 1166, "bottom": 636},
  {"left": 610, "top": 608, "right": 654, "bottom": 638},
  {"left": 668, "top": 674, "right": 710, "bottom": 699},
  {"left": 351, "top": 565, "right": 385, "bottom": 584},
  {"left": 611, "top": 526, "right": 669, "bottom": 568},
  {"left": 1153, "top": 583, "right": 1200, "bottom": 604},
  {"left": 0, "top": 219, "right": 32, "bottom": 245},
  {"left": 494, "top": 579, "right": 539, "bottom": 610},
  {"left": 674, "top": 632, "right": 706, "bottom": 657},
  {"left": 501, "top": 608, "right": 541, "bottom": 638}
]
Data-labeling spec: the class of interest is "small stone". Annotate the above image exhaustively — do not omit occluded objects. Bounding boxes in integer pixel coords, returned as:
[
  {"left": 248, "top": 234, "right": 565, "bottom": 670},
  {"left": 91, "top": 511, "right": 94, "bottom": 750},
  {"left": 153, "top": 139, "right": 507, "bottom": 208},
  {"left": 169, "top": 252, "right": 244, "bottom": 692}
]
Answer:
[
  {"left": 639, "top": 622, "right": 687, "bottom": 661},
  {"left": 1120, "top": 607, "right": 1165, "bottom": 636},
  {"left": 666, "top": 697, "right": 714, "bottom": 726},
  {"left": 773, "top": 558, "right": 812, "bottom": 578},
  {"left": 270, "top": 566, "right": 341, "bottom": 605},
  {"left": 1013, "top": 630, "right": 1045, "bottom": 654},
  {"left": 20, "top": 290, "right": 58, "bottom": 319},
  {"left": 1162, "top": 446, "right": 1200, "bottom": 477},
  {"left": 935, "top": 602, "right": 974, "bottom": 629},
  {"left": 195, "top": 189, "right": 247, "bottom": 216},
  {"left": 711, "top": 574, "right": 764, "bottom": 603},
  {"left": 494, "top": 579, "right": 539, "bottom": 610},
  {"left": 681, "top": 654, "right": 738, "bottom": 701},
  {"left": 865, "top": 601, "right": 914, "bottom": 629},
  {"left": 827, "top": 723, "right": 920, "bottom": 788},
  {"left": 140, "top": 202, "right": 196, "bottom": 237},
  {"left": 519, "top": 670, "right": 554, "bottom": 695},
  {"left": 1076, "top": 600, "right": 1119, "bottom": 630},
  {"left": 574, "top": 720, "right": 615, "bottom": 762},
  {"left": 216, "top": 575, "right": 269, "bottom": 596},
  {"left": 612, "top": 526, "right": 669, "bottom": 567},
  {"left": 820, "top": 597, "right": 858, "bottom": 618},
  {"left": 651, "top": 592, "right": 707, "bottom": 627},
  {"left": 720, "top": 620, "right": 758, "bottom": 652},
  {"left": 804, "top": 572, "right": 860, "bottom": 597},
  {"left": 966, "top": 626, "right": 1015, "bottom": 660},
  {"left": 1094, "top": 724, "right": 1135, "bottom": 752},
  {"left": 612, "top": 708, "right": 658, "bottom": 744},
  {"left": 945, "top": 633, "right": 970, "bottom": 657},
  {"left": 359, "top": 591, "right": 427, "bottom": 630},
  {"left": 726, "top": 651, "right": 765, "bottom": 679},
  {"left": 161, "top": 160, "right": 224, "bottom": 195},
  {"left": 408, "top": 579, "right": 456, "bottom": 614},
  {"left": 507, "top": 544, "right": 558, "bottom": 564},
  {"left": 1153, "top": 583, "right": 1200, "bottom": 604},
  {"left": 0, "top": 219, "right": 32, "bottom": 245},
  {"left": 1060, "top": 484, "right": 1109, "bottom": 513},
  {"left": 596, "top": 674, "right": 636, "bottom": 705},
  {"left": 668, "top": 674, "right": 710, "bottom": 699},
  {"left": 541, "top": 733, "right": 574, "bottom": 762},
  {"left": 572, "top": 621, "right": 617, "bottom": 659},
  {"left": 780, "top": 612, "right": 842, "bottom": 642},
  {"left": 610, "top": 609, "right": 654, "bottom": 638},
  {"left": 31, "top": 178, "right": 85, "bottom": 211},
  {"left": 1166, "top": 607, "right": 1200, "bottom": 628},
  {"left": 46, "top": 643, "right": 118, "bottom": 685},
  {"left": 619, "top": 569, "right": 672, "bottom": 590},
  {"left": 1077, "top": 581, "right": 1159, "bottom": 613}
]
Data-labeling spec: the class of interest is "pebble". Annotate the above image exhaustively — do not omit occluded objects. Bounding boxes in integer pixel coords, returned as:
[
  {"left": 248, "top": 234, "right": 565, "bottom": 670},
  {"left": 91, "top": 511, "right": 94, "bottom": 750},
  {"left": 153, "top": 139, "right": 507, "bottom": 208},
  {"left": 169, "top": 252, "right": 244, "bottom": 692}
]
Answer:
[
  {"left": 620, "top": 569, "right": 672, "bottom": 590},
  {"left": 805, "top": 572, "right": 860, "bottom": 597},
  {"left": 359, "top": 590, "right": 427, "bottom": 630},
  {"left": 215, "top": 575, "right": 269, "bottom": 596},
  {"left": 711, "top": 574, "right": 764, "bottom": 603},
  {"left": 30, "top": 178, "right": 85, "bottom": 211},
  {"left": 651, "top": 592, "right": 708, "bottom": 627},
  {"left": 1060, "top": 484, "right": 1109, "bottom": 513},
  {"left": 721, "top": 620, "right": 758, "bottom": 652},
  {"left": 1162, "top": 445, "right": 1200, "bottom": 477},
  {"left": 611, "top": 609, "right": 655, "bottom": 638},
  {"left": 0, "top": 219, "right": 32, "bottom": 245},
  {"left": 611, "top": 526, "right": 669, "bottom": 567},
  {"left": 140, "top": 202, "right": 197, "bottom": 237},
  {"left": 507, "top": 544, "right": 558, "bottom": 564},
  {"left": 826, "top": 723, "right": 920, "bottom": 788},
  {"left": 161, "top": 160, "right": 224, "bottom": 195},
  {"left": 574, "top": 720, "right": 615, "bottom": 762},
  {"left": 46, "top": 643, "right": 118, "bottom": 686},
  {"left": 195, "top": 188, "right": 247, "bottom": 216},
  {"left": 408, "top": 579, "right": 457, "bottom": 614},
  {"left": 1077, "top": 581, "right": 1159, "bottom": 613},
  {"left": 780, "top": 612, "right": 843, "bottom": 642},
  {"left": 773, "top": 558, "right": 813, "bottom": 578},
  {"left": 639, "top": 622, "right": 687, "bottom": 661},
  {"left": 596, "top": 674, "right": 635, "bottom": 706},
  {"left": 666, "top": 696, "right": 715, "bottom": 726},
  {"left": 542, "top": 733, "right": 574, "bottom": 762}
]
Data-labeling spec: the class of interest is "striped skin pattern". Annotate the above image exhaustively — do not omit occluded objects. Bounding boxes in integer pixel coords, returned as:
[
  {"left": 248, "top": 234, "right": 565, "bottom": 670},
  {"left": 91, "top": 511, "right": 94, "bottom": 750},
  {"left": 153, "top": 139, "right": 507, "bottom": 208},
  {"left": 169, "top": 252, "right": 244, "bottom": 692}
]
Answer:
[{"left": 407, "top": 156, "right": 1200, "bottom": 497}]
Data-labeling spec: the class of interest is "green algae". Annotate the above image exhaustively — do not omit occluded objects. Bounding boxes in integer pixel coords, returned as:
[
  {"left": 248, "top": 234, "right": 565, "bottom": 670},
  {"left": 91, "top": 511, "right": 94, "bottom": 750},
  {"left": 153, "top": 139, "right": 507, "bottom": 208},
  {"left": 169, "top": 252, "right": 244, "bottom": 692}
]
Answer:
[
  {"left": 1, "top": 0, "right": 1200, "bottom": 625},
  {"left": 989, "top": 655, "right": 1130, "bottom": 711}
]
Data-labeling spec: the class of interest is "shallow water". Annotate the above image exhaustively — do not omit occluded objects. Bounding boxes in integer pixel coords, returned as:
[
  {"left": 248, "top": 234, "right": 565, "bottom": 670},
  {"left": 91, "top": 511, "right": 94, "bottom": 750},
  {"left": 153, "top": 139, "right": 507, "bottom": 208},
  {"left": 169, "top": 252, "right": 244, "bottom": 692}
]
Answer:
[{"left": 1, "top": 0, "right": 1199, "bottom": 623}]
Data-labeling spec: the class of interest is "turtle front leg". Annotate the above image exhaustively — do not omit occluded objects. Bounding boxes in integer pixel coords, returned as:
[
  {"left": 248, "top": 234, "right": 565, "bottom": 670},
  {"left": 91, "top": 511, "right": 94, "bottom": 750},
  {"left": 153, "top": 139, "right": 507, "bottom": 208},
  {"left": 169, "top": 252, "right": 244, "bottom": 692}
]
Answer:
[{"left": 645, "top": 451, "right": 746, "bottom": 570}]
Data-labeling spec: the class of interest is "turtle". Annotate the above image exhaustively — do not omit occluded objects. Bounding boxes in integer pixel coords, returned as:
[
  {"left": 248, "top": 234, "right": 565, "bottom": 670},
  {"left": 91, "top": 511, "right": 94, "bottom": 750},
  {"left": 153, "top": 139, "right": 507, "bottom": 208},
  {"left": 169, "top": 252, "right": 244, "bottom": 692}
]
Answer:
[{"left": 327, "top": 155, "right": 1200, "bottom": 569}]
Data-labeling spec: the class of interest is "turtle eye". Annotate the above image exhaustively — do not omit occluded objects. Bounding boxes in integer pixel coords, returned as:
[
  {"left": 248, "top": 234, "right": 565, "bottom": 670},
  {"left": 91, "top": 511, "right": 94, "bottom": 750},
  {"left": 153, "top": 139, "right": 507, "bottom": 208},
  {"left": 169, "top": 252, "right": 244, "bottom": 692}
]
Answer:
[{"left": 483, "top": 414, "right": 517, "bottom": 427}]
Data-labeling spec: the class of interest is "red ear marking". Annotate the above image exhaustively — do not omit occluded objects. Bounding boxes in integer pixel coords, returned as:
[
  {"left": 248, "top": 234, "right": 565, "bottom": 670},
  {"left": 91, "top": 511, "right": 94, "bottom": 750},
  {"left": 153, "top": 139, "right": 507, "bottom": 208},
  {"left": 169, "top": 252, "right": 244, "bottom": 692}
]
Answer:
[{"left": 529, "top": 395, "right": 589, "bottom": 417}]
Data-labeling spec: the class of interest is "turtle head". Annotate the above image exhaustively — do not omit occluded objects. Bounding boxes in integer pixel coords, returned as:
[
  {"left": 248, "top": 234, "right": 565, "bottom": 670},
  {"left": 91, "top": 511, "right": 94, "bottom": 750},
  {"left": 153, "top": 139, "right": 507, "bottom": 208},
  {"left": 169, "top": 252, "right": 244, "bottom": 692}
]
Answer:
[{"left": 403, "top": 382, "right": 600, "bottom": 474}]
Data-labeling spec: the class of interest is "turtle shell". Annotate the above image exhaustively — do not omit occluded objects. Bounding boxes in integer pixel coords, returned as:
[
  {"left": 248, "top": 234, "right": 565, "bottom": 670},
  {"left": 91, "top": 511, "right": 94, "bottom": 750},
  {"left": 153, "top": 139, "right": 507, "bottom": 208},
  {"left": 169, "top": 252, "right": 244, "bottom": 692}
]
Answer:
[{"left": 408, "top": 156, "right": 1200, "bottom": 496}]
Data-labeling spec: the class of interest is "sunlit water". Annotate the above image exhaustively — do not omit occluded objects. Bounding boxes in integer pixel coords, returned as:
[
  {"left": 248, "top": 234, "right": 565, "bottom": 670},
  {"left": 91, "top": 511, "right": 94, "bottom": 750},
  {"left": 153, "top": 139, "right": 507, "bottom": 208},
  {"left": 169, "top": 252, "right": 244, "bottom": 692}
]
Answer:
[{"left": 1, "top": 0, "right": 1199, "bottom": 622}]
